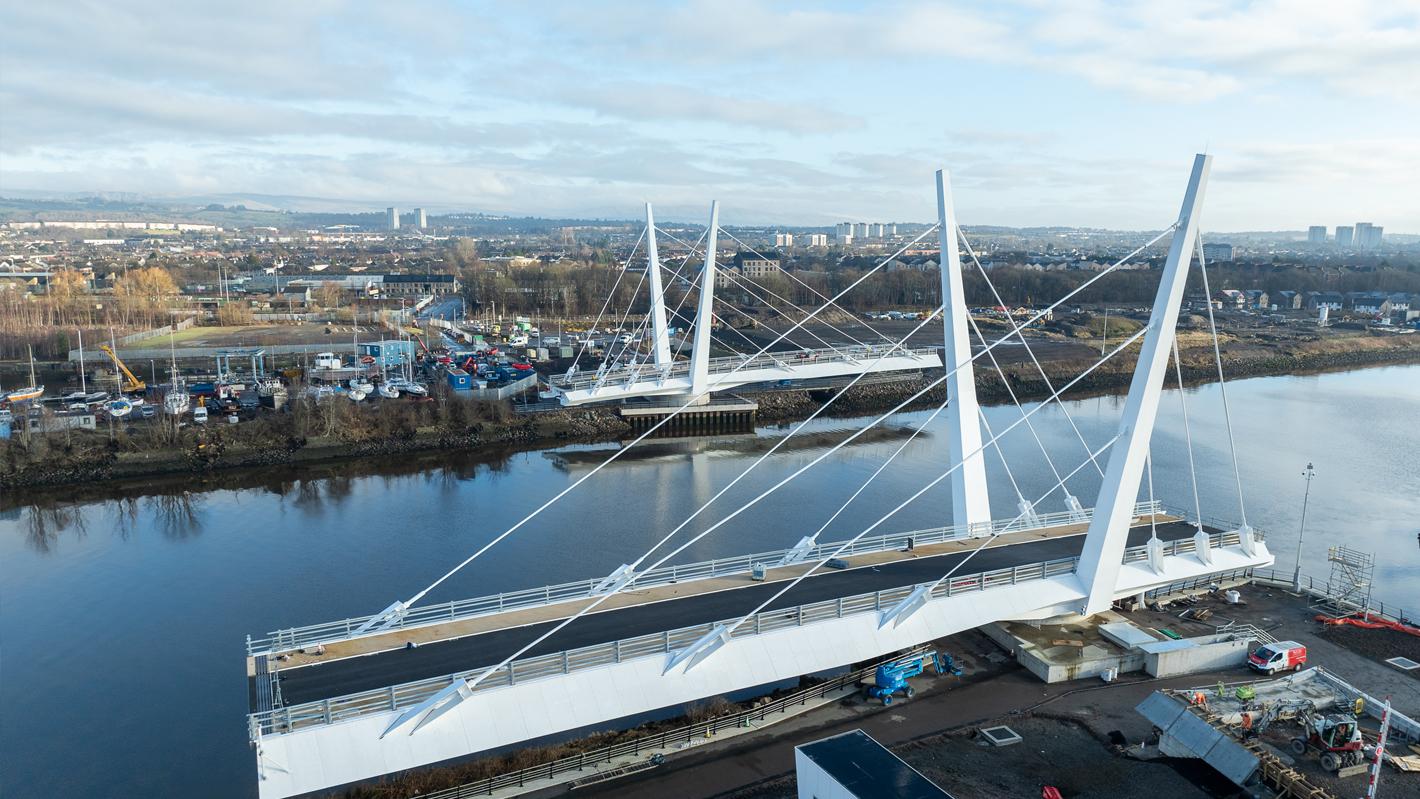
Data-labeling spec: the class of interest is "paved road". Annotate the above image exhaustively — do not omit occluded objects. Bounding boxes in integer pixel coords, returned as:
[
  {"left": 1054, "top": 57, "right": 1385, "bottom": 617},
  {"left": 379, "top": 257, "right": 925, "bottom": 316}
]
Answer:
[{"left": 270, "top": 521, "right": 1204, "bottom": 707}]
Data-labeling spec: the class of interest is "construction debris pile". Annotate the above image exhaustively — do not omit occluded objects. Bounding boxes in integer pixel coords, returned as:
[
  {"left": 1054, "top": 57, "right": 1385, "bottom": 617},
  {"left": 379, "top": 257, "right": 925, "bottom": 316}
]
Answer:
[{"left": 1137, "top": 667, "right": 1420, "bottom": 798}]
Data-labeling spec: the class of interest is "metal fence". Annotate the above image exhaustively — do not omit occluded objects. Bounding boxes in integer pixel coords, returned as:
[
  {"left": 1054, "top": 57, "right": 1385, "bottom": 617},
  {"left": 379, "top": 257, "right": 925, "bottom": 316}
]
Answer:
[
  {"left": 1250, "top": 568, "right": 1413, "bottom": 626},
  {"left": 252, "top": 524, "right": 1247, "bottom": 738},
  {"left": 407, "top": 647, "right": 932, "bottom": 799},
  {"left": 248, "top": 500, "right": 1166, "bottom": 656}
]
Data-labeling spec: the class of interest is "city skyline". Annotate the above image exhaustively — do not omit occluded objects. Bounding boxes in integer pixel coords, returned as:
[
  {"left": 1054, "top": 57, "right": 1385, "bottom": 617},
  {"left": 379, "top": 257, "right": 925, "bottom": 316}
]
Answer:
[{"left": 2, "top": 1, "right": 1418, "bottom": 231}]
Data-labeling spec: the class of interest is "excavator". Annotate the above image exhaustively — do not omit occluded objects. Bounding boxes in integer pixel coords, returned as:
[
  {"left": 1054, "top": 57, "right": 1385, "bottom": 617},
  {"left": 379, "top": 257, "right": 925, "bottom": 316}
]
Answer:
[{"left": 99, "top": 344, "right": 146, "bottom": 394}]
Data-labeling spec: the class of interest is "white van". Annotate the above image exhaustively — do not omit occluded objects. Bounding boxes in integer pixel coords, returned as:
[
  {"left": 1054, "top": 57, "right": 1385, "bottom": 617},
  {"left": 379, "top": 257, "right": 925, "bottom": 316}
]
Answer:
[{"left": 192, "top": 405, "right": 208, "bottom": 424}]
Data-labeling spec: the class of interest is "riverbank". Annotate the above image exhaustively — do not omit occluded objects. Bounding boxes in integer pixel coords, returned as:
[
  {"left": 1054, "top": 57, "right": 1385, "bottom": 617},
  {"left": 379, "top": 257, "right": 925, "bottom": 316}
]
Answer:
[{"left": 4, "top": 330, "right": 1418, "bottom": 498}]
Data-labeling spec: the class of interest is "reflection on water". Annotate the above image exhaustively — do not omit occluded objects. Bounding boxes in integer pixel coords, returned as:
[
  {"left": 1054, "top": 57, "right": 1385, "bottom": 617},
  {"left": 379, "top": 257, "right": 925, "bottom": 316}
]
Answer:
[{"left": 2, "top": 365, "right": 1419, "bottom": 799}]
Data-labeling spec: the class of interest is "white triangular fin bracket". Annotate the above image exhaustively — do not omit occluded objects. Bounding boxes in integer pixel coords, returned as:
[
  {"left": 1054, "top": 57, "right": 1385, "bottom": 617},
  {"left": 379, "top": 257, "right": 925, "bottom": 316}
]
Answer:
[
  {"left": 1237, "top": 524, "right": 1257, "bottom": 557},
  {"left": 878, "top": 584, "right": 932, "bottom": 629},
  {"left": 354, "top": 600, "right": 408, "bottom": 636},
  {"left": 663, "top": 624, "right": 729, "bottom": 674},
  {"left": 1064, "top": 494, "right": 1086, "bottom": 522},
  {"left": 1193, "top": 528, "right": 1213, "bottom": 566},
  {"left": 1146, "top": 535, "right": 1166, "bottom": 575},
  {"left": 380, "top": 678, "right": 470, "bottom": 738},
  {"left": 592, "top": 563, "right": 637, "bottom": 595},
  {"left": 779, "top": 536, "right": 817, "bottom": 566},
  {"left": 1016, "top": 498, "right": 1041, "bottom": 528}
]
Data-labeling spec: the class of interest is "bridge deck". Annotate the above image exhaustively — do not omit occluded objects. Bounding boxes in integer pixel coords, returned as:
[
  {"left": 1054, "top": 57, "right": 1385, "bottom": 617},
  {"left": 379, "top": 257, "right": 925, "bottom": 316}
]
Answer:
[{"left": 260, "top": 515, "right": 1204, "bottom": 709}]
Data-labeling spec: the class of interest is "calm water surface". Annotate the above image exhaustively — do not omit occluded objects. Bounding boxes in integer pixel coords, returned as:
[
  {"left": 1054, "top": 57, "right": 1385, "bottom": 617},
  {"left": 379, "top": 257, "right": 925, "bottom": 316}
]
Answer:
[{"left": 3, "top": 364, "right": 1418, "bottom": 798}]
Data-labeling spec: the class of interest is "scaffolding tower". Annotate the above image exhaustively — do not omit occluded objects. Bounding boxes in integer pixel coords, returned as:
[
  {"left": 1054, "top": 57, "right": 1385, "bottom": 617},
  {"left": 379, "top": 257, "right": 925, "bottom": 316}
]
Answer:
[{"left": 1311, "top": 545, "right": 1374, "bottom": 618}]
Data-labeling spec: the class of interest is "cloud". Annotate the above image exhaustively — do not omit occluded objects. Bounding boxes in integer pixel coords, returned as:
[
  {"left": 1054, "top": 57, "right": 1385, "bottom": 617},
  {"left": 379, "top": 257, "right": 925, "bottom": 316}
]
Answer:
[{"left": 1, "top": 1, "right": 1417, "bottom": 229}]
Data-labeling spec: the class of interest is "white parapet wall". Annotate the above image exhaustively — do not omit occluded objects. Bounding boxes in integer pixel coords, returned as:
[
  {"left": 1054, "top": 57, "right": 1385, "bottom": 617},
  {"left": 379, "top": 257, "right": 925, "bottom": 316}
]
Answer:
[{"left": 254, "top": 540, "right": 1271, "bottom": 799}]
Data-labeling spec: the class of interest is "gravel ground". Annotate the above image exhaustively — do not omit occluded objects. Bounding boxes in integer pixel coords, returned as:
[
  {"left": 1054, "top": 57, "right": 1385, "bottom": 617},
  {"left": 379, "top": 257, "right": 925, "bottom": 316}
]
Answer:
[{"left": 1319, "top": 624, "right": 1420, "bottom": 677}]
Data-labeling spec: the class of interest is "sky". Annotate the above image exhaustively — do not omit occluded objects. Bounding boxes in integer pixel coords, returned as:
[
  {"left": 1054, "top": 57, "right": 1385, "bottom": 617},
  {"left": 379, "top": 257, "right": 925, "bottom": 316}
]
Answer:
[{"left": 1, "top": 0, "right": 1418, "bottom": 230}]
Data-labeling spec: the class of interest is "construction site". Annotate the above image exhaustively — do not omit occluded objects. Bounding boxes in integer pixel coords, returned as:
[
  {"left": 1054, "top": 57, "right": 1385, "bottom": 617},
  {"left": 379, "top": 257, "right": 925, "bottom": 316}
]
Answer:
[{"left": 487, "top": 558, "right": 1419, "bottom": 799}]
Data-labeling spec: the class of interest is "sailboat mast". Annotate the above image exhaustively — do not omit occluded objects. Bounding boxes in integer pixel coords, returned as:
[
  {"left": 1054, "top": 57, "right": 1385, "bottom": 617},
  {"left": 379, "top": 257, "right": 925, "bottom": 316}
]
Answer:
[{"left": 78, "top": 329, "right": 87, "bottom": 393}]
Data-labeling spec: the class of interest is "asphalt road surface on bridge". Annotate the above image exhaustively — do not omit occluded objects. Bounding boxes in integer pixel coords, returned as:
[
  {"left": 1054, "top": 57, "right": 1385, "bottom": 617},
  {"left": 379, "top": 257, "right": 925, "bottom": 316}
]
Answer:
[{"left": 270, "top": 520, "right": 1205, "bottom": 707}]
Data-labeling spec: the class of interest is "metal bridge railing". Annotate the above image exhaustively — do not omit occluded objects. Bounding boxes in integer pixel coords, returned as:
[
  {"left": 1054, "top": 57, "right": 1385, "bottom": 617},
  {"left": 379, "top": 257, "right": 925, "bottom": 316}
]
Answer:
[
  {"left": 547, "top": 344, "right": 940, "bottom": 393},
  {"left": 249, "top": 523, "right": 1251, "bottom": 738},
  {"left": 248, "top": 500, "right": 1166, "bottom": 657},
  {"left": 405, "top": 646, "right": 935, "bottom": 799},
  {"left": 1250, "top": 568, "right": 1413, "bottom": 627}
]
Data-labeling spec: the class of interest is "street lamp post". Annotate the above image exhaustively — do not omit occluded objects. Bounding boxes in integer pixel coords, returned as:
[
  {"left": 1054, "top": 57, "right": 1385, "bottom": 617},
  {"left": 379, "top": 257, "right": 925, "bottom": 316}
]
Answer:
[{"left": 1293, "top": 462, "right": 1316, "bottom": 592}]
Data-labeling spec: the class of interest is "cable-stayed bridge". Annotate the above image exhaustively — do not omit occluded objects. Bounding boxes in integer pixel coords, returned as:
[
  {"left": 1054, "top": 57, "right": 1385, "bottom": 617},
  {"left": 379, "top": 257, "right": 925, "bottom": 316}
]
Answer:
[
  {"left": 544, "top": 201, "right": 943, "bottom": 406},
  {"left": 246, "top": 155, "right": 1274, "bottom": 798}
]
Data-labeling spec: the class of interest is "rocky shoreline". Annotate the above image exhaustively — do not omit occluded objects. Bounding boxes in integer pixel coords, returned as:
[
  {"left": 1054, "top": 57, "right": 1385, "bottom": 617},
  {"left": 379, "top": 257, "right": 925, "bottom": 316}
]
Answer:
[{"left": 4, "top": 336, "right": 1418, "bottom": 499}]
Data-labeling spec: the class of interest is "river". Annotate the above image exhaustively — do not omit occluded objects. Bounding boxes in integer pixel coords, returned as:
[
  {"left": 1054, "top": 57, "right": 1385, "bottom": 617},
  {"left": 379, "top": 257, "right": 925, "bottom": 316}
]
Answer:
[{"left": 2, "top": 364, "right": 1418, "bottom": 798}]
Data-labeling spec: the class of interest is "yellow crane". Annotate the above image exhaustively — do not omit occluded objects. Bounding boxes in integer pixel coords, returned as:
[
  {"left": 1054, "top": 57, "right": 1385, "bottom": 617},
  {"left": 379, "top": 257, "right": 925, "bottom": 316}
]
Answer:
[{"left": 99, "top": 343, "right": 146, "bottom": 393}]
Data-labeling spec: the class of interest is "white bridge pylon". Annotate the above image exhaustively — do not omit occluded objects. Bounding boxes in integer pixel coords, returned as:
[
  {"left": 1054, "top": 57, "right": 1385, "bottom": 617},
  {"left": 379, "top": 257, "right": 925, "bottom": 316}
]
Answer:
[{"left": 546, "top": 201, "right": 944, "bottom": 406}]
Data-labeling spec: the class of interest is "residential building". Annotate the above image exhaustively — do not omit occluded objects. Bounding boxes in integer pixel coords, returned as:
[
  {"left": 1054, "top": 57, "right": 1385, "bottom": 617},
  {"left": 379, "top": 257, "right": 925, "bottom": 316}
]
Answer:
[
  {"left": 381, "top": 272, "right": 458, "bottom": 296},
  {"left": 835, "top": 222, "right": 854, "bottom": 239},
  {"left": 739, "top": 257, "right": 780, "bottom": 280},
  {"left": 871, "top": 223, "right": 885, "bottom": 238},
  {"left": 854, "top": 222, "right": 870, "bottom": 238},
  {"left": 414, "top": 208, "right": 428, "bottom": 229},
  {"left": 1387, "top": 293, "right": 1411, "bottom": 317},
  {"left": 806, "top": 233, "right": 828, "bottom": 247},
  {"left": 1274, "top": 290, "right": 1302, "bottom": 310},
  {"left": 1307, "top": 226, "right": 1327, "bottom": 243},
  {"left": 1335, "top": 225, "right": 1354, "bottom": 247},
  {"left": 1244, "top": 289, "right": 1269, "bottom": 309},
  {"left": 1305, "top": 291, "right": 1343, "bottom": 311},
  {"left": 1201, "top": 242, "right": 1234, "bottom": 262},
  {"left": 1354, "top": 222, "right": 1371, "bottom": 247},
  {"left": 774, "top": 233, "right": 794, "bottom": 247},
  {"left": 386, "top": 207, "right": 400, "bottom": 231},
  {"left": 1348, "top": 292, "right": 1390, "bottom": 316},
  {"left": 1217, "top": 289, "right": 1246, "bottom": 308}
]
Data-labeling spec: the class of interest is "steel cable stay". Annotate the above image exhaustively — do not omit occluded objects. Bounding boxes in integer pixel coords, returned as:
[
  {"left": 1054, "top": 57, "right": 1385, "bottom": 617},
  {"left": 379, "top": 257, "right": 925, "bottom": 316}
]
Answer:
[
  {"left": 458, "top": 315, "right": 1151, "bottom": 694},
  {"left": 719, "top": 227, "right": 895, "bottom": 347},
  {"left": 957, "top": 226, "right": 1154, "bottom": 479},
  {"left": 1194, "top": 231, "right": 1249, "bottom": 529},
  {"left": 711, "top": 268, "right": 846, "bottom": 354},
  {"left": 964, "top": 301, "right": 1065, "bottom": 515},
  {"left": 1146, "top": 450, "right": 1159, "bottom": 541},
  {"left": 370, "top": 219, "right": 1167, "bottom": 628},
  {"left": 416, "top": 310, "right": 958, "bottom": 699},
  {"left": 576, "top": 308, "right": 949, "bottom": 604},
  {"left": 616, "top": 252, "right": 1174, "bottom": 604},
  {"left": 657, "top": 227, "right": 851, "bottom": 355},
  {"left": 371, "top": 206, "right": 1175, "bottom": 707},
  {"left": 707, "top": 333, "right": 1147, "bottom": 646},
  {"left": 568, "top": 228, "right": 645, "bottom": 372},
  {"left": 724, "top": 431, "right": 1123, "bottom": 645},
  {"left": 792, "top": 400, "right": 951, "bottom": 555},
  {"left": 607, "top": 225, "right": 707, "bottom": 371},
  {"left": 373, "top": 224, "right": 945, "bottom": 619},
  {"left": 974, "top": 406, "right": 1028, "bottom": 512},
  {"left": 1170, "top": 338, "right": 1205, "bottom": 531},
  {"left": 663, "top": 226, "right": 869, "bottom": 350}
]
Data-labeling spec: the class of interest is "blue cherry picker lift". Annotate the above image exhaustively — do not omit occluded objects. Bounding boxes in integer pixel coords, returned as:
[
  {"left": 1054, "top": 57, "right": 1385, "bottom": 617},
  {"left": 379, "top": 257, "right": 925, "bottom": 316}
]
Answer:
[{"left": 863, "top": 650, "right": 961, "bottom": 705}]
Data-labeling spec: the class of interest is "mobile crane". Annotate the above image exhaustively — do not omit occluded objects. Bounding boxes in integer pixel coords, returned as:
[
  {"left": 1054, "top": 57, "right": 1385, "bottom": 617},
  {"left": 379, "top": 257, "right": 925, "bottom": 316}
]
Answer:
[{"left": 99, "top": 343, "right": 146, "bottom": 394}]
